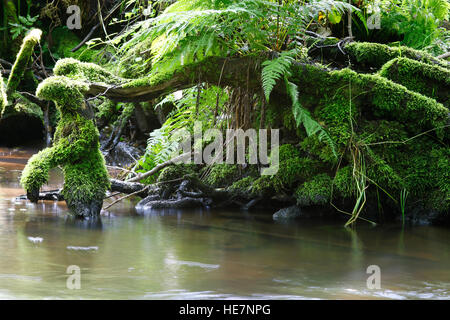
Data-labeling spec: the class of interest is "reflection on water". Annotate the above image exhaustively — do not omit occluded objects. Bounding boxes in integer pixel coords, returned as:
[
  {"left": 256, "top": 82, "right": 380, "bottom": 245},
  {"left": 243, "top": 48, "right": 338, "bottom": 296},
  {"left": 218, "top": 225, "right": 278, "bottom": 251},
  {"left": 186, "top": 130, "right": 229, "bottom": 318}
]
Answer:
[{"left": 0, "top": 147, "right": 449, "bottom": 300}]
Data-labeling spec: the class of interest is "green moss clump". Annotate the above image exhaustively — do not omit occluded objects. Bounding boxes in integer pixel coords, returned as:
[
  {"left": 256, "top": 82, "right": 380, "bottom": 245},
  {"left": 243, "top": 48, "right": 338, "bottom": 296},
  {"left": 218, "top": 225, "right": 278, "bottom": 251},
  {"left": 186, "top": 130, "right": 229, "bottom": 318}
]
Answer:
[
  {"left": 277, "top": 145, "right": 318, "bottom": 187},
  {"left": 250, "top": 144, "right": 320, "bottom": 196},
  {"left": 20, "top": 76, "right": 110, "bottom": 217},
  {"left": 157, "top": 163, "right": 197, "bottom": 182},
  {"left": 295, "top": 174, "right": 333, "bottom": 206},
  {"left": 35, "top": 76, "right": 88, "bottom": 111},
  {"left": 332, "top": 166, "right": 355, "bottom": 198},
  {"left": 228, "top": 176, "right": 256, "bottom": 197},
  {"left": 252, "top": 175, "right": 284, "bottom": 196},
  {"left": 54, "top": 58, "right": 123, "bottom": 85},
  {"left": 6, "top": 29, "right": 42, "bottom": 96},
  {"left": 379, "top": 57, "right": 450, "bottom": 106},
  {"left": 345, "top": 42, "right": 449, "bottom": 70},
  {"left": 204, "top": 164, "right": 240, "bottom": 187},
  {"left": 96, "top": 98, "right": 117, "bottom": 119}
]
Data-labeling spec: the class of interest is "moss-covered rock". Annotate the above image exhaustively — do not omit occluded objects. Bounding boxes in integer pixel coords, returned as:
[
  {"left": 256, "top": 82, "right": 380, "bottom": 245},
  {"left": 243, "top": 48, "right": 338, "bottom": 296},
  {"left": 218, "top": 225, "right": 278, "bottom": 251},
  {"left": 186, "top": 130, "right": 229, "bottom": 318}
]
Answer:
[
  {"left": 20, "top": 75, "right": 110, "bottom": 218},
  {"left": 228, "top": 176, "right": 256, "bottom": 197},
  {"left": 295, "top": 174, "right": 333, "bottom": 206}
]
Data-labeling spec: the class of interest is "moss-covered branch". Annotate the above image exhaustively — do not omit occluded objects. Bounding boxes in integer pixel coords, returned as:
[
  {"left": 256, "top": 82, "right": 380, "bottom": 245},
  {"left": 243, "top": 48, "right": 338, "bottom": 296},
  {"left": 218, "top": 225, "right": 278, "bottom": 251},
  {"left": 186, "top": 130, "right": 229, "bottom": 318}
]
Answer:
[
  {"left": 6, "top": 29, "right": 42, "bottom": 97},
  {"left": 344, "top": 42, "right": 450, "bottom": 70}
]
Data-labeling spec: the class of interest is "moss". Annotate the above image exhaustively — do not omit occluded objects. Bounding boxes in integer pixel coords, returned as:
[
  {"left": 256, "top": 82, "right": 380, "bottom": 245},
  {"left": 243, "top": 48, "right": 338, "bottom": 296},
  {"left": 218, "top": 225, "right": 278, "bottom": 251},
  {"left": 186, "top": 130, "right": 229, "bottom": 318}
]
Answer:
[
  {"left": 332, "top": 166, "right": 355, "bottom": 198},
  {"left": 252, "top": 175, "right": 284, "bottom": 196},
  {"left": 295, "top": 174, "right": 333, "bottom": 206},
  {"left": 157, "top": 163, "right": 197, "bottom": 182},
  {"left": 50, "top": 27, "right": 100, "bottom": 62},
  {"left": 294, "top": 65, "right": 448, "bottom": 140},
  {"left": 36, "top": 76, "right": 88, "bottom": 111},
  {"left": 96, "top": 98, "right": 116, "bottom": 119},
  {"left": 379, "top": 57, "right": 450, "bottom": 106},
  {"left": 228, "top": 176, "right": 256, "bottom": 197},
  {"left": 6, "top": 29, "right": 42, "bottom": 96},
  {"left": 345, "top": 42, "right": 449, "bottom": 70},
  {"left": 250, "top": 144, "right": 320, "bottom": 196},
  {"left": 0, "top": 74, "right": 7, "bottom": 112},
  {"left": 204, "top": 164, "right": 240, "bottom": 187},
  {"left": 21, "top": 75, "right": 110, "bottom": 217},
  {"left": 1, "top": 92, "right": 44, "bottom": 120},
  {"left": 54, "top": 58, "right": 123, "bottom": 85}
]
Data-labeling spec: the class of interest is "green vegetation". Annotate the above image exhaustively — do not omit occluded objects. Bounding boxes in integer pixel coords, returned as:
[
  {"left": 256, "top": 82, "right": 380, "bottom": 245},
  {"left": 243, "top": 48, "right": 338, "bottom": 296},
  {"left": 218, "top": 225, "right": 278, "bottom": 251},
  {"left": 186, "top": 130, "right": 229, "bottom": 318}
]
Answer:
[{"left": 2, "top": 0, "right": 448, "bottom": 224}]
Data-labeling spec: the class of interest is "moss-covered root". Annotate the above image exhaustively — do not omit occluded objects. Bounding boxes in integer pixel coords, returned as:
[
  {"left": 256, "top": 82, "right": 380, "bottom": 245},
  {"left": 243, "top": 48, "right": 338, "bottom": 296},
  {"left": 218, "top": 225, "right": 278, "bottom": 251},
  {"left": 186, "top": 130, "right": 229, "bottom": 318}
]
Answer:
[
  {"left": 21, "top": 75, "right": 110, "bottom": 218},
  {"left": 20, "top": 148, "right": 54, "bottom": 202},
  {"left": 379, "top": 57, "right": 450, "bottom": 106},
  {"left": 345, "top": 42, "right": 450, "bottom": 70},
  {"left": 6, "top": 29, "right": 42, "bottom": 97},
  {"left": 0, "top": 74, "right": 7, "bottom": 112}
]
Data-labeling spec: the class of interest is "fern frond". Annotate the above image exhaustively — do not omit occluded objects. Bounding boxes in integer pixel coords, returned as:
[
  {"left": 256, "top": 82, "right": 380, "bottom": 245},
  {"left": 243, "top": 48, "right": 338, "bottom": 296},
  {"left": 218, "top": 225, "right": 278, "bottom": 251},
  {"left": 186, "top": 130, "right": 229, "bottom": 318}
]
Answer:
[
  {"left": 261, "top": 49, "right": 298, "bottom": 102},
  {"left": 285, "top": 78, "right": 338, "bottom": 159}
]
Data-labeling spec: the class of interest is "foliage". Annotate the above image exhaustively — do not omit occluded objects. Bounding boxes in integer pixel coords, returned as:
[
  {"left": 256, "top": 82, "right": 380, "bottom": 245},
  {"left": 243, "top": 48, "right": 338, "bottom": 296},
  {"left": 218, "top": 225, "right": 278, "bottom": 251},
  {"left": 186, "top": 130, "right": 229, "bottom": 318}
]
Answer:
[
  {"left": 7, "top": 14, "right": 39, "bottom": 40},
  {"left": 380, "top": 0, "right": 449, "bottom": 49}
]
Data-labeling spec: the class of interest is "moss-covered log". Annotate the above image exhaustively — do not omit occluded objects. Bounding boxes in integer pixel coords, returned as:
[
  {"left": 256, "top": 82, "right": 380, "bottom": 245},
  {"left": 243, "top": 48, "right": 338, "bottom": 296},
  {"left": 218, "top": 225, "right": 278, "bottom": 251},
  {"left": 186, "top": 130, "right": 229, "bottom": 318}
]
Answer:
[
  {"left": 20, "top": 76, "right": 110, "bottom": 218},
  {"left": 344, "top": 42, "right": 450, "bottom": 71}
]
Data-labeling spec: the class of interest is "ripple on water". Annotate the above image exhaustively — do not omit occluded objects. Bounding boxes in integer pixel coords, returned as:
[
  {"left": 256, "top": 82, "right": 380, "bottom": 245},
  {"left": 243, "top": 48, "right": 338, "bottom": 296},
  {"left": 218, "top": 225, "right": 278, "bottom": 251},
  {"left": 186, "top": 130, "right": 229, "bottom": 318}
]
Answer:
[
  {"left": 164, "top": 258, "right": 220, "bottom": 270},
  {"left": 66, "top": 246, "right": 99, "bottom": 251},
  {"left": 27, "top": 237, "right": 43, "bottom": 243}
]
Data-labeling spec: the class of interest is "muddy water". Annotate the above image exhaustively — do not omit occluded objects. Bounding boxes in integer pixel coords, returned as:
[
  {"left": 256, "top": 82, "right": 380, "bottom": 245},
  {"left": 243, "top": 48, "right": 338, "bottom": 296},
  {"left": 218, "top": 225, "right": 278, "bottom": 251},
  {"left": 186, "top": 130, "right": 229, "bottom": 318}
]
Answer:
[{"left": 0, "top": 147, "right": 449, "bottom": 299}]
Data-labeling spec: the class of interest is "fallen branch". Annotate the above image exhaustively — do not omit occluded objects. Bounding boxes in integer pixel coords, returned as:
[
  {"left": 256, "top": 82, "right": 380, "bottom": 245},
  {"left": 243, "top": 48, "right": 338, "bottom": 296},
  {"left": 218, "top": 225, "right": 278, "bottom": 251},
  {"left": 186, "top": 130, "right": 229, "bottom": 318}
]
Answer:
[
  {"left": 103, "top": 185, "right": 151, "bottom": 210},
  {"left": 126, "top": 152, "right": 194, "bottom": 182},
  {"left": 437, "top": 52, "right": 450, "bottom": 60}
]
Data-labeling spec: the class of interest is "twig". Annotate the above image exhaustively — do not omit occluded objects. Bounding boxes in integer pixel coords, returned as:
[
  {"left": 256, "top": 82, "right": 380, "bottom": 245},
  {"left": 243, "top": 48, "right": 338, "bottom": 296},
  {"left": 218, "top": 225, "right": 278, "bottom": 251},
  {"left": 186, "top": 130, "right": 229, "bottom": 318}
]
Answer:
[
  {"left": 103, "top": 185, "right": 151, "bottom": 210},
  {"left": 71, "top": 1, "right": 123, "bottom": 52},
  {"left": 126, "top": 152, "right": 196, "bottom": 182},
  {"left": 436, "top": 52, "right": 450, "bottom": 60}
]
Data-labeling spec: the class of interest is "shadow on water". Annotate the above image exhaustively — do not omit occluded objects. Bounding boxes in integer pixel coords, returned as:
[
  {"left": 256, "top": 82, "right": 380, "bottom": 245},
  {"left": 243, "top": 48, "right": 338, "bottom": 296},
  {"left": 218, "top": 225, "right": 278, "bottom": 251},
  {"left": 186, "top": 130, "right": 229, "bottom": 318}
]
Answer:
[{"left": 64, "top": 215, "right": 103, "bottom": 230}]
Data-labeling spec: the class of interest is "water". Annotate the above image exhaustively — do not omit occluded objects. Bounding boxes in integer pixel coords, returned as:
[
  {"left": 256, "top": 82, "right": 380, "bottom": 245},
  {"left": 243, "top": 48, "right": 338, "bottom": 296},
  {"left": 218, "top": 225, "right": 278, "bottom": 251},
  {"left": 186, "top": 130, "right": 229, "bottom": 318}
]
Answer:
[{"left": 0, "top": 147, "right": 449, "bottom": 300}]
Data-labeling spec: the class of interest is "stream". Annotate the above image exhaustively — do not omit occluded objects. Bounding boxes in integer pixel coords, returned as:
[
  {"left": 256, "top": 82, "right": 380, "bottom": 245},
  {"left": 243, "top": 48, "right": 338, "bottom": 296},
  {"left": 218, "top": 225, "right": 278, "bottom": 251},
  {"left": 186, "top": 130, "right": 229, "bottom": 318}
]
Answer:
[{"left": 0, "top": 147, "right": 449, "bottom": 299}]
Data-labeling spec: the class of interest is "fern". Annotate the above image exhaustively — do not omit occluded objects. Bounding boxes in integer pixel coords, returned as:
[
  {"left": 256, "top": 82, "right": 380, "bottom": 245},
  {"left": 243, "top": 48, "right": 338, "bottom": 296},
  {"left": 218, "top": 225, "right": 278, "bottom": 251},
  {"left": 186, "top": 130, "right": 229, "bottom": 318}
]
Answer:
[
  {"left": 260, "top": 46, "right": 337, "bottom": 158},
  {"left": 285, "top": 78, "right": 338, "bottom": 158},
  {"left": 261, "top": 49, "right": 297, "bottom": 102}
]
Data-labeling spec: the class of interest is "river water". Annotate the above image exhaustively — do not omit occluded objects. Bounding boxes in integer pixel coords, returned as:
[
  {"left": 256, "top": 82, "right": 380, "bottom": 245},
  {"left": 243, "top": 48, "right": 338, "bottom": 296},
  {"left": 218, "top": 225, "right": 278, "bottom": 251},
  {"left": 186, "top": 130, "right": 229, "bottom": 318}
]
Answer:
[{"left": 0, "top": 147, "right": 449, "bottom": 300}]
